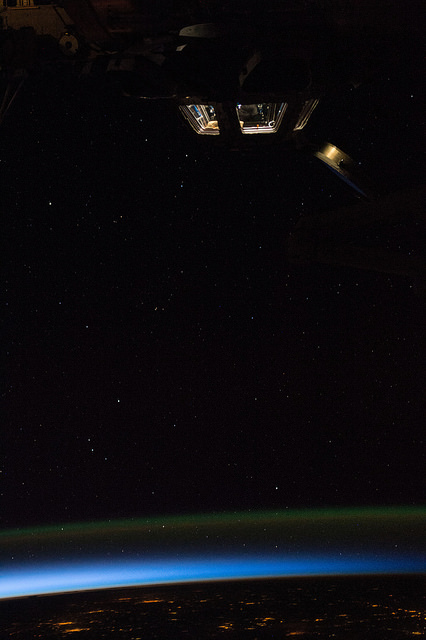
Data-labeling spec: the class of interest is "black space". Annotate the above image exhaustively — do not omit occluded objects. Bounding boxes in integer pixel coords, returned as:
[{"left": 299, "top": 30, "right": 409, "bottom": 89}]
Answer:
[{"left": 2, "top": 37, "right": 425, "bottom": 528}]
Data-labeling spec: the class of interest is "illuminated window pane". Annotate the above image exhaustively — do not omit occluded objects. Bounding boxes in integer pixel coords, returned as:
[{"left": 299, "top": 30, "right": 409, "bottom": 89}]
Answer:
[
  {"left": 236, "top": 103, "right": 286, "bottom": 134},
  {"left": 179, "top": 105, "right": 219, "bottom": 135}
]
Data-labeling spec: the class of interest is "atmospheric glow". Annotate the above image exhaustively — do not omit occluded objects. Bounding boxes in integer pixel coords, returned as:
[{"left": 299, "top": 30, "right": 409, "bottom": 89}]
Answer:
[
  {"left": 2, "top": 553, "right": 425, "bottom": 600},
  {"left": 1, "top": 507, "right": 425, "bottom": 600},
  {"left": 2, "top": 505, "right": 424, "bottom": 540}
]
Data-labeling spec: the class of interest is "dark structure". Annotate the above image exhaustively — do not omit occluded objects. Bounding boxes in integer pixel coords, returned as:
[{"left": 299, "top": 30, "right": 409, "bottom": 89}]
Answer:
[
  {"left": 1, "top": 0, "right": 424, "bottom": 281},
  {"left": 2, "top": 1, "right": 423, "bottom": 153}
]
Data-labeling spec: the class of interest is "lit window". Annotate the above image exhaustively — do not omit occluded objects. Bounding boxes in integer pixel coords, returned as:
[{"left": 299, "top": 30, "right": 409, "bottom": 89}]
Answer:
[
  {"left": 179, "top": 105, "right": 219, "bottom": 135},
  {"left": 236, "top": 103, "right": 287, "bottom": 134}
]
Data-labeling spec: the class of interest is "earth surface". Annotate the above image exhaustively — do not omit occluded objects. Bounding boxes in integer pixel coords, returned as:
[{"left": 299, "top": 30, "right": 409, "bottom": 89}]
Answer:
[{"left": 1, "top": 575, "right": 425, "bottom": 638}]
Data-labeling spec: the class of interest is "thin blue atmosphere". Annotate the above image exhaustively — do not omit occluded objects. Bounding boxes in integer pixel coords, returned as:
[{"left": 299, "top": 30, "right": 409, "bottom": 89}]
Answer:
[
  {"left": 2, "top": 552, "right": 426, "bottom": 600},
  {"left": 1, "top": 508, "right": 425, "bottom": 599}
]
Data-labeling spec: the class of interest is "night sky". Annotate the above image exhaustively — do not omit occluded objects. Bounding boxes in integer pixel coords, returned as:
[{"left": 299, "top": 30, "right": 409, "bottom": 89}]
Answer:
[{"left": 2, "top": 43, "right": 425, "bottom": 532}]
